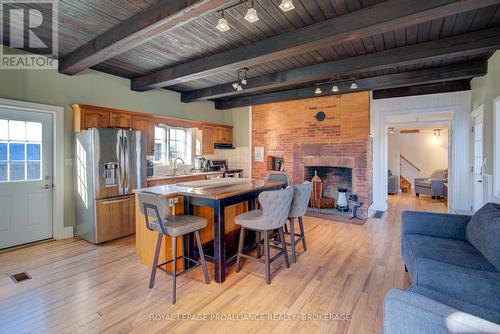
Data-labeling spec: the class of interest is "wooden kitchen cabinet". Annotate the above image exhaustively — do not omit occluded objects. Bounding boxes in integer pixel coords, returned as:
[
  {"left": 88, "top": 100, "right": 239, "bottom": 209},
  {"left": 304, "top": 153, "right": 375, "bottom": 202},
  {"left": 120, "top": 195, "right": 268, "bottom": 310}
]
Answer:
[
  {"left": 214, "top": 127, "right": 225, "bottom": 143},
  {"left": 202, "top": 125, "right": 215, "bottom": 154},
  {"left": 213, "top": 126, "right": 233, "bottom": 145},
  {"left": 95, "top": 195, "right": 135, "bottom": 243},
  {"left": 132, "top": 116, "right": 155, "bottom": 156},
  {"left": 110, "top": 111, "right": 132, "bottom": 128},
  {"left": 81, "top": 109, "right": 110, "bottom": 130},
  {"left": 224, "top": 127, "right": 233, "bottom": 144}
]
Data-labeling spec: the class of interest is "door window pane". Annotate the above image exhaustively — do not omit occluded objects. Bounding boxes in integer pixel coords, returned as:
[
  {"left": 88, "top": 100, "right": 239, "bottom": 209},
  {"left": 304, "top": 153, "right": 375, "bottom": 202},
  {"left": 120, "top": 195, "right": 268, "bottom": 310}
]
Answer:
[
  {"left": 0, "top": 120, "right": 7, "bottom": 140},
  {"left": 27, "top": 162, "right": 41, "bottom": 180},
  {"left": 10, "top": 143, "right": 25, "bottom": 161},
  {"left": 26, "top": 122, "right": 42, "bottom": 142},
  {"left": 0, "top": 163, "right": 6, "bottom": 181},
  {"left": 8, "top": 121, "right": 25, "bottom": 141},
  {"left": 0, "top": 142, "right": 6, "bottom": 161},
  {"left": 27, "top": 143, "right": 41, "bottom": 161},
  {"left": 10, "top": 162, "right": 25, "bottom": 181}
]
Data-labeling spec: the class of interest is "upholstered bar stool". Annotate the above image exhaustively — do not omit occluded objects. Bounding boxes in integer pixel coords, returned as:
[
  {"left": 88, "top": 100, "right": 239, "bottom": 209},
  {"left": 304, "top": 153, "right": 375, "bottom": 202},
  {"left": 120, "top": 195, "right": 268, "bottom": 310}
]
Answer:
[
  {"left": 286, "top": 182, "right": 312, "bottom": 263},
  {"left": 235, "top": 187, "right": 294, "bottom": 284},
  {"left": 137, "top": 191, "right": 210, "bottom": 304},
  {"left": 265, "top": 171, "right": 289, "bottom": 188}
]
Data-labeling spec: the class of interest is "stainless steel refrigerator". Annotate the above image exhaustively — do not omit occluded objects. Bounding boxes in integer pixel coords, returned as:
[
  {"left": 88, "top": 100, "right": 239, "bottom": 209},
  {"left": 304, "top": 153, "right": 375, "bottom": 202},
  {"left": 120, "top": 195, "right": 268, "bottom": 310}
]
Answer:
[{"left": 74, "top": 128, "right": 146, "bottom": 243}]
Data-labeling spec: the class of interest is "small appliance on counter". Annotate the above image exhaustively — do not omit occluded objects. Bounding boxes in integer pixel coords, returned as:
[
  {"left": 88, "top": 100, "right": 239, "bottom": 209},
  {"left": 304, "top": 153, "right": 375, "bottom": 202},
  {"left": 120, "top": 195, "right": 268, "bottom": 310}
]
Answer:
[
  {"left": 272, "top": 156, "right": 285, "bottom": 171},
  {"left": 146, "top": 159, "right": 154, "bottom": 177},
  {"left": 208, "top": 159, "right": 244, "bottom": 178},
  {"left": 192, "top": 155, "right": 209, "bottom": 172}
]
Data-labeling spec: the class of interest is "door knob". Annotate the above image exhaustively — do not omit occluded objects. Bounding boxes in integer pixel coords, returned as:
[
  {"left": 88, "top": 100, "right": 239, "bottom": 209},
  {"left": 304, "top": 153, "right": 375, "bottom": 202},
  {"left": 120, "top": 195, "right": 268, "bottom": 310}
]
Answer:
[{"left": 41, "top": 184, "right": 52, "bottom": 189}]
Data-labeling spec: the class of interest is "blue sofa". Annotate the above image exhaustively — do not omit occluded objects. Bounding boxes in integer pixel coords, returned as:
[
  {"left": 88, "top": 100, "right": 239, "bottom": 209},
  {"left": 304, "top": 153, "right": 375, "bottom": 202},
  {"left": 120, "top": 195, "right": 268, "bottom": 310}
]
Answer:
[{"left": 383, "top": 203, "right": 500, "bottom": 333}]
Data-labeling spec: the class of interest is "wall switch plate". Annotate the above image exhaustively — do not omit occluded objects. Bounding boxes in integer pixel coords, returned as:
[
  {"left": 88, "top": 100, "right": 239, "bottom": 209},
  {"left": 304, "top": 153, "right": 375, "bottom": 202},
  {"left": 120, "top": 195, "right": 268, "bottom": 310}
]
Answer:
[{"left": 65, "top": 159, "right": 73, "bottom": 166}]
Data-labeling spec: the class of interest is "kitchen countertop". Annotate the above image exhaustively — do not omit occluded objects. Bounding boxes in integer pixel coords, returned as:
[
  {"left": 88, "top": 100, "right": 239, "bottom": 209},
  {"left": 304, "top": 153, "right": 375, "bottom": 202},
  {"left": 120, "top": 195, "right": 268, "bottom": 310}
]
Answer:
[
  {"left": 135, "top": 178, "right": 283, "bottom": 200},
  {"left": 147, "top": 171, "right": 224, "bottom": 181}
]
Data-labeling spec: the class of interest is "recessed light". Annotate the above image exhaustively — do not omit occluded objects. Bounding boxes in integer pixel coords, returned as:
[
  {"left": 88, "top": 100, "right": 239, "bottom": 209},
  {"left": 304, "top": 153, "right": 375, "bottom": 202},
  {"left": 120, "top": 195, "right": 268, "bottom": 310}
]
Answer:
[
  {"left": 331, "top": 85, "right": 339, "bottom": 93},
  {"left": 216, "top": 12, "right": 230, "bottom": 32},
  {"left": 314, "top": 87, "right": 322, "bottom": 95},
  {"left": 279, "top": 0, "right": 295, "bottom": 12},
  {"left": 245, "top": 4, "right": 259, "bottom": 23}
]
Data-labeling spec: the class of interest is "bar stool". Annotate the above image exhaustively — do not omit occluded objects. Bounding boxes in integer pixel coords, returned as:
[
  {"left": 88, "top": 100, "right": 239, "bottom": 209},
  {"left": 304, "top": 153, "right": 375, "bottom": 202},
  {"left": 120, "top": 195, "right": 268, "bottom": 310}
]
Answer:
[
  {"left": 265, "top": 171, "right": 289, "bottom": 188},
  {"left": 137, "top": 191, "right": 210, "bottom": 304},
  {"left": 235, "top": 187, "right": 294, "bottom": 284},
  {"left": 286, "top": 182, "right": 312, "bottom": 263}
]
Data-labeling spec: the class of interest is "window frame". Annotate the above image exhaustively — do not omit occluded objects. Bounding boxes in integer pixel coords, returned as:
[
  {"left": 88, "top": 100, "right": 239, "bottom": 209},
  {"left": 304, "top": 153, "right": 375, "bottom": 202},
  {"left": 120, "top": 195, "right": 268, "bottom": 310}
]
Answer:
[{"left": 153, "top": 125, "right": 192, "bottom": 166}]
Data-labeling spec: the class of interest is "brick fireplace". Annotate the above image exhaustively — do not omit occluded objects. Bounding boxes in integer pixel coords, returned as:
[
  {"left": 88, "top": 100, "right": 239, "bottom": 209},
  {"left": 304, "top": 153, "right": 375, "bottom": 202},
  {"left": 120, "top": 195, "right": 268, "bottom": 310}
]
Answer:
[{"left": 252, "top": 92, "right": 372, "bottom": 217}]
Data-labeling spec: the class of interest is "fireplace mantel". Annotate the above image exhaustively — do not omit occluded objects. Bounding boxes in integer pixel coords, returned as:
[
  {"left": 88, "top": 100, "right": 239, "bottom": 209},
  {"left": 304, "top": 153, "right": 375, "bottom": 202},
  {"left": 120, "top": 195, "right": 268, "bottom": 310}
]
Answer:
[{"left": 303, "top": 156, "right": 355, "bottom": 169}]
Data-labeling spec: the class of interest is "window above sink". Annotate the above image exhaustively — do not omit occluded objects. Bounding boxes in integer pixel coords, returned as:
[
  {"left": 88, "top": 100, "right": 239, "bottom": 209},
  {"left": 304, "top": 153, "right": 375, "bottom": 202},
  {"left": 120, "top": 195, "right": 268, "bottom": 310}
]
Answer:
[{"left": 153, "top": 125, "right": 193, "bottom": 166}]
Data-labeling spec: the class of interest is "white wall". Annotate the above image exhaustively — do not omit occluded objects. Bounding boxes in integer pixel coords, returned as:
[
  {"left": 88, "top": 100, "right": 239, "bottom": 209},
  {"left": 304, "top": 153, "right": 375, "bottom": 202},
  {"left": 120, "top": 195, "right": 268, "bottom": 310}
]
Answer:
[
  {"left": 471, "top": 51, "right": 500, "bottom": 203},
  {"left": 371, "top": 91, "right": 471, "bottom": 212}
]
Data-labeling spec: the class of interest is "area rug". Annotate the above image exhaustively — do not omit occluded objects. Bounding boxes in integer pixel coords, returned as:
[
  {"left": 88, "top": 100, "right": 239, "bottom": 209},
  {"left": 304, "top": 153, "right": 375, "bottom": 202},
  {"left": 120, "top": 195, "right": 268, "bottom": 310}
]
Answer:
[{"left": 305, "top": 209, "right": 366, "bottom": 225}]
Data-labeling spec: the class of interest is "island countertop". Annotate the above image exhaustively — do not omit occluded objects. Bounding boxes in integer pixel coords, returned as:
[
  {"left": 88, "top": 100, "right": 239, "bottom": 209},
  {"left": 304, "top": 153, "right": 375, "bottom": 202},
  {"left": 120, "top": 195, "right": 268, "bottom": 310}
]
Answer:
[
  {"left": 135, "top": 178, "right": 283, "bottom": 200},
  {"left": 134, "top": 178, "right": 284, "bottom": 283}
]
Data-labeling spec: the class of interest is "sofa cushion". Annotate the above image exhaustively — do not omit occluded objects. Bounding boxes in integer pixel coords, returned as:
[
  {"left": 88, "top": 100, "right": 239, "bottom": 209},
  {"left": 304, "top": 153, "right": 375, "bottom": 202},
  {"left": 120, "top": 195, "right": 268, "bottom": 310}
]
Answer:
[
  {"left": 402, "top": 234, "right": 497, "bottom": 274},
  {"left": 402, "top": 234, "right": 500, "bottom": 315},
  {"left": 409, "top": 286, "right": 500, "bottom": 325},
  {"left": 415, "top": 180, "right": 431, "bottom": 188},
  {"left": 466, "top": 202, "right": 500, "bottom": 271}
]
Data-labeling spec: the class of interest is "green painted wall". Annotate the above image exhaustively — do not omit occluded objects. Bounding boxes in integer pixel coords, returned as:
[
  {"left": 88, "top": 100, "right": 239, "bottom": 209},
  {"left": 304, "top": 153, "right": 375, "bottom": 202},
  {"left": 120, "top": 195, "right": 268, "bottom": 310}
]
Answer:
[
  {"left": 471, "top": 51, "right": 500, "bottom": 174},
  {"left": 224, "top": 106, "right": 250, "bottom": 147},
  {"left": 0, "top": 66, "right": 231, "bottom": 228}
]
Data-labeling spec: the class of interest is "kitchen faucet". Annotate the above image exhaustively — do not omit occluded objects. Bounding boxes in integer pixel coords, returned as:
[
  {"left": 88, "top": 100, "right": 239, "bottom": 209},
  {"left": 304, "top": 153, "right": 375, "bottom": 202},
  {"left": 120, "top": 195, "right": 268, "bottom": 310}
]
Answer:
[{"left": 172, "top": 157, "right": 186, "bottom": 177}]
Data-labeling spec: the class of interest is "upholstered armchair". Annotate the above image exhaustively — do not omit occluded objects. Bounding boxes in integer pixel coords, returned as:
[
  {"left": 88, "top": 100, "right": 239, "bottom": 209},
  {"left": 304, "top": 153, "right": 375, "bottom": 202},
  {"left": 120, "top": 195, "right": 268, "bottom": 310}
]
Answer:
[
  {"left": 388, "top": 170, "right": 399, "bottom": 195},
  {"left": 414, "top": 169, "right": 447, "bottom": 198}
]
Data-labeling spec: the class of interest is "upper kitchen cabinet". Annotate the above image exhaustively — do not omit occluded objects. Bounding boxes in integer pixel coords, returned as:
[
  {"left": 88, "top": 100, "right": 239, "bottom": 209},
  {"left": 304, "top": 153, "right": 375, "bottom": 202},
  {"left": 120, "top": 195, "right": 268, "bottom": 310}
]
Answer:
[
  {"left": 213, "top": 126, "right": 233, "bottom": 145},
  {"left": 132, "top": 116, "right": 156, "bottom": 156},
  {"left": 73, "top": 105, "right": 110, "bottom": 131},
  {"left": 110, "top": 112, "right": 132, "bottom": 128},
  {"left": 202, "top": 125, "right": 215, "bottom": 155}
]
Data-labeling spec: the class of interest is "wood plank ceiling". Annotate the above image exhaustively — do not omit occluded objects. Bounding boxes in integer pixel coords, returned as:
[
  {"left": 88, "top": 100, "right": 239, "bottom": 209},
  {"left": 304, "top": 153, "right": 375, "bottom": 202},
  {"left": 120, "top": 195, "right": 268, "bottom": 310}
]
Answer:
[{"left": 7, "top": 0, "right": 500, "bottom": 108}]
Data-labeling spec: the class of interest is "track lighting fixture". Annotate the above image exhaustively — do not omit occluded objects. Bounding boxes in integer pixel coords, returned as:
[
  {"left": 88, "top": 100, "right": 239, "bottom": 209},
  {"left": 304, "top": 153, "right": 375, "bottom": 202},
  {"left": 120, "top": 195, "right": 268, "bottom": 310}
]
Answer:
[
  {"left": 314, "top": 87, "right": 322, "bottom": 95},
  {"left": 388, "top": 127, "right": 395, "bottom": 134},
  {"left": 245, "top": 1, "right": 259, "bottom": 23},
  {"left": 279, "top": 0, "right": 295, "bottom": 12},
  {"left": 216, "top": 11, "right": 230, "bottom": 32},
  {"left": 350, "top": 82, "right": 358, "bottom": 90},
  {"left": 331, "top": 85, "right": 339, "bottom": 93},
  {"left": 233, "top": 68, "right": 249, "bottom": 91}
]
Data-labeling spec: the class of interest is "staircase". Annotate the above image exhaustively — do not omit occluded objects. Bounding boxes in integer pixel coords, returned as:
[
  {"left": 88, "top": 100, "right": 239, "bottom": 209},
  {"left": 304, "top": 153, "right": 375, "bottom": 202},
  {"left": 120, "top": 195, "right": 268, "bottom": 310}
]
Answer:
[{"left": 400, "top": 175, "right": 412, "bottom": 193}]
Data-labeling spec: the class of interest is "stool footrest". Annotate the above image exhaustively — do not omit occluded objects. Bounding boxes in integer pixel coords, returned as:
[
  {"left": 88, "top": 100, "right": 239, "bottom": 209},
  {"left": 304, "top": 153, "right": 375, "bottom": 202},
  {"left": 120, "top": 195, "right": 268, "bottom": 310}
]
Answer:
[{"left": 157, "top": 255, "right": 203, "bottom": 277}]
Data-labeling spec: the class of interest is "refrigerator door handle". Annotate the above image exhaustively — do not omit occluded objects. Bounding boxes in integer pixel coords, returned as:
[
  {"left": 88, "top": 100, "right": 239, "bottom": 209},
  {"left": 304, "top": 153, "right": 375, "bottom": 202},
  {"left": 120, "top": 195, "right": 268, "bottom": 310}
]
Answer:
[
  {"left": 123, "top": 135, "right": 129, "bottom": 193},
  {"left": 118, "top": 135, "right": 125, "bottom": 194}
]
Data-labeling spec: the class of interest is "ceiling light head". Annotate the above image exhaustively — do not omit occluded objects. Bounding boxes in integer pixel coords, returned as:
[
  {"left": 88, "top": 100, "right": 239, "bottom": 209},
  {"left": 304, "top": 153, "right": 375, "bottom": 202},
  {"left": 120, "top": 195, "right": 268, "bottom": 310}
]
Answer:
[
  {"left": 331, "top": 85, "right": 339, "bottom": 93},
  {"left": 434, "top": 129, "right": 441, "bottom": 138},
  {"left": 314, "top": 87, "right": 322, "bottom": 95},
  {"left": 237, "top": 85, "right": 243, "bottom": 91},
  {"left": 232, "top": 82, "right": 239, "bottom": 90},
  {"left": 388, "top": 127, "right": 395, "bottom": 134},
  {"left": 279, "top": 0, "right": 295, "bottom": 12},
  {"left": 241, "top": 78, "right": 247, "bottom": 85},
  {"left": 244, "top": 7, "right": 259, "bottom": 23},
  {"left": 216, "top": 13, "right": 230, "bottom": 32},
  {"left": 350, "top": 82, "right": 358, "bottom": 90}
]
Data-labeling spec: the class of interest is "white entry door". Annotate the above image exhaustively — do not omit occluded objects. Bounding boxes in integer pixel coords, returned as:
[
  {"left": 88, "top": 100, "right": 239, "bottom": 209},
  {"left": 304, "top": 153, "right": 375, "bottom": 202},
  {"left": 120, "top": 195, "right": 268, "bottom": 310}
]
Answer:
[
  {"left": 472, "top": 111, "right": 484, "bottom": 212},
  {"left": 0, "top": 108, "right": 53, "bottom": 249}
]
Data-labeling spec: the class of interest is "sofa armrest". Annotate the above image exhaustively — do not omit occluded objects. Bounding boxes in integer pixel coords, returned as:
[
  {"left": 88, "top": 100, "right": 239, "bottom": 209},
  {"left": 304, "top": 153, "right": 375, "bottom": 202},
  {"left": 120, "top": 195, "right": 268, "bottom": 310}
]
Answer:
[
  {"left": 431, "top": 179, "right": 446, "bottom": 196},
  {"left": 383, "top": 289, "right": 500, "bottom": 334},
  {"left": 402, "top": 211, "right": 471, "bottom": 240},
  {"left": 414, "top": 177, "right": 427, "bottom": 182}
]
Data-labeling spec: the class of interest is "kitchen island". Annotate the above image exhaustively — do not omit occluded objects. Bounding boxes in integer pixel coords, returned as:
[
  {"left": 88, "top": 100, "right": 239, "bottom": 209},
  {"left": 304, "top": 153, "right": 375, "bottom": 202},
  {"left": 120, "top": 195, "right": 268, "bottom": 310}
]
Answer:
[{"left": 135, "top": 178, "right": 283, "bottom": 283}]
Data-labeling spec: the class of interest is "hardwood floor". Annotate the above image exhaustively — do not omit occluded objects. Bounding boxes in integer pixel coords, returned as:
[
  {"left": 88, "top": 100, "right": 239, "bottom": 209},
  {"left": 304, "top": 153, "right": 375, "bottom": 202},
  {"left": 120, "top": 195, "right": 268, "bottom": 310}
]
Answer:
[{"left": 0, "top": 194, "right": 446, "bottom": 334}]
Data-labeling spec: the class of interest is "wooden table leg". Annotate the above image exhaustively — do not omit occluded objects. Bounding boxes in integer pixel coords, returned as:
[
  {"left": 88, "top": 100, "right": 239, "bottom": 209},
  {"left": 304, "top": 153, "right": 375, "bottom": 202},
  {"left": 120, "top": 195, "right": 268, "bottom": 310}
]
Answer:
[{"left": 213, "top": 200, "right": 226, "bottom": 284}]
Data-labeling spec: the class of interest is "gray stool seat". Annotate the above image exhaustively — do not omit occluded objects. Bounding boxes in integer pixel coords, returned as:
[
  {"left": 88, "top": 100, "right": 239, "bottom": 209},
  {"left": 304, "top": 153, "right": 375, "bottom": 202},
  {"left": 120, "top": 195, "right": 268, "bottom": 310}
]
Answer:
[
  {"left": 150, "top": 215, "right": 207, "bottom": 236},
  {"left": 137, "top": 191, "right": 210, "bottom": 304},
  {"left": 235, "top": 187, "right": 293, "bottom": 284}
]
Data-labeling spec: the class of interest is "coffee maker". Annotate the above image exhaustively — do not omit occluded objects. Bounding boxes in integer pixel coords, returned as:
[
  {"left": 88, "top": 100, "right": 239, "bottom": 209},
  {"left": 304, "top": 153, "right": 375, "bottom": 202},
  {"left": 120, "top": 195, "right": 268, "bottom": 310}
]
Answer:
[{"left": 272, "top": 157, "right": 284, "bottom": 171}]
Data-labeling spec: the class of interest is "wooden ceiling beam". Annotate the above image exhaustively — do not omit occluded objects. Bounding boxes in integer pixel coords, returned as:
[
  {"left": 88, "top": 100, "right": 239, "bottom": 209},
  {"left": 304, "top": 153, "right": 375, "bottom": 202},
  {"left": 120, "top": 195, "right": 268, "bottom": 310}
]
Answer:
[
  {"left": 373, "top": 80, "right": 471, "bottom": 99},
  {"left": 59, "top": 0, "right": 238, "bottom": 75},
  {"left": 213, "top": 60, "right": 486, "bottom": 109},
  {"left": 131, "top": 0, "right": 500, "bottom": 91},
  {"left": 182, "top": 27, "right": 500, "bottom": 102}
]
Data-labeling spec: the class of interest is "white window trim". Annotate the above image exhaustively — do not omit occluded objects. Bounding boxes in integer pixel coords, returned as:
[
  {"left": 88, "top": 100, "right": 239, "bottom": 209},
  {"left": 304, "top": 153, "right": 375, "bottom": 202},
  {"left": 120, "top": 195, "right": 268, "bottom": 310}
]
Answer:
[
  {"left": 0, "top": 98, "right": 67, "bottom": 239},
  {"left": 153, "top": 125, "right": 192, "bottom": 166},
  {"left": 494, "top": 96, "right": 500, "bottom": 202}
]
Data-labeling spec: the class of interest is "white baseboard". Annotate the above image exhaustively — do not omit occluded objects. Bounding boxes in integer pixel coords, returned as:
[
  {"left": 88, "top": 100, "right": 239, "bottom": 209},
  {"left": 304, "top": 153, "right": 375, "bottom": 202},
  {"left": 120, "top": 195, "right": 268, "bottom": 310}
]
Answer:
[
  {"left": 367, "top": 204, "right": 376, "bottom": 217},
  {"left": 62, "top": 226, "right": 74, "bottom": 239}
]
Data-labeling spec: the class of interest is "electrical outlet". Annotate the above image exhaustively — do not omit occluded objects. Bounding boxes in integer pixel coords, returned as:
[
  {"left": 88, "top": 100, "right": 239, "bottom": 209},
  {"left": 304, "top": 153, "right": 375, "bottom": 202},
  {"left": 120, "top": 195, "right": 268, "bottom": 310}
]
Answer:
[{"left": 168, "top": 197, "right": 179, "bottom": 206}]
